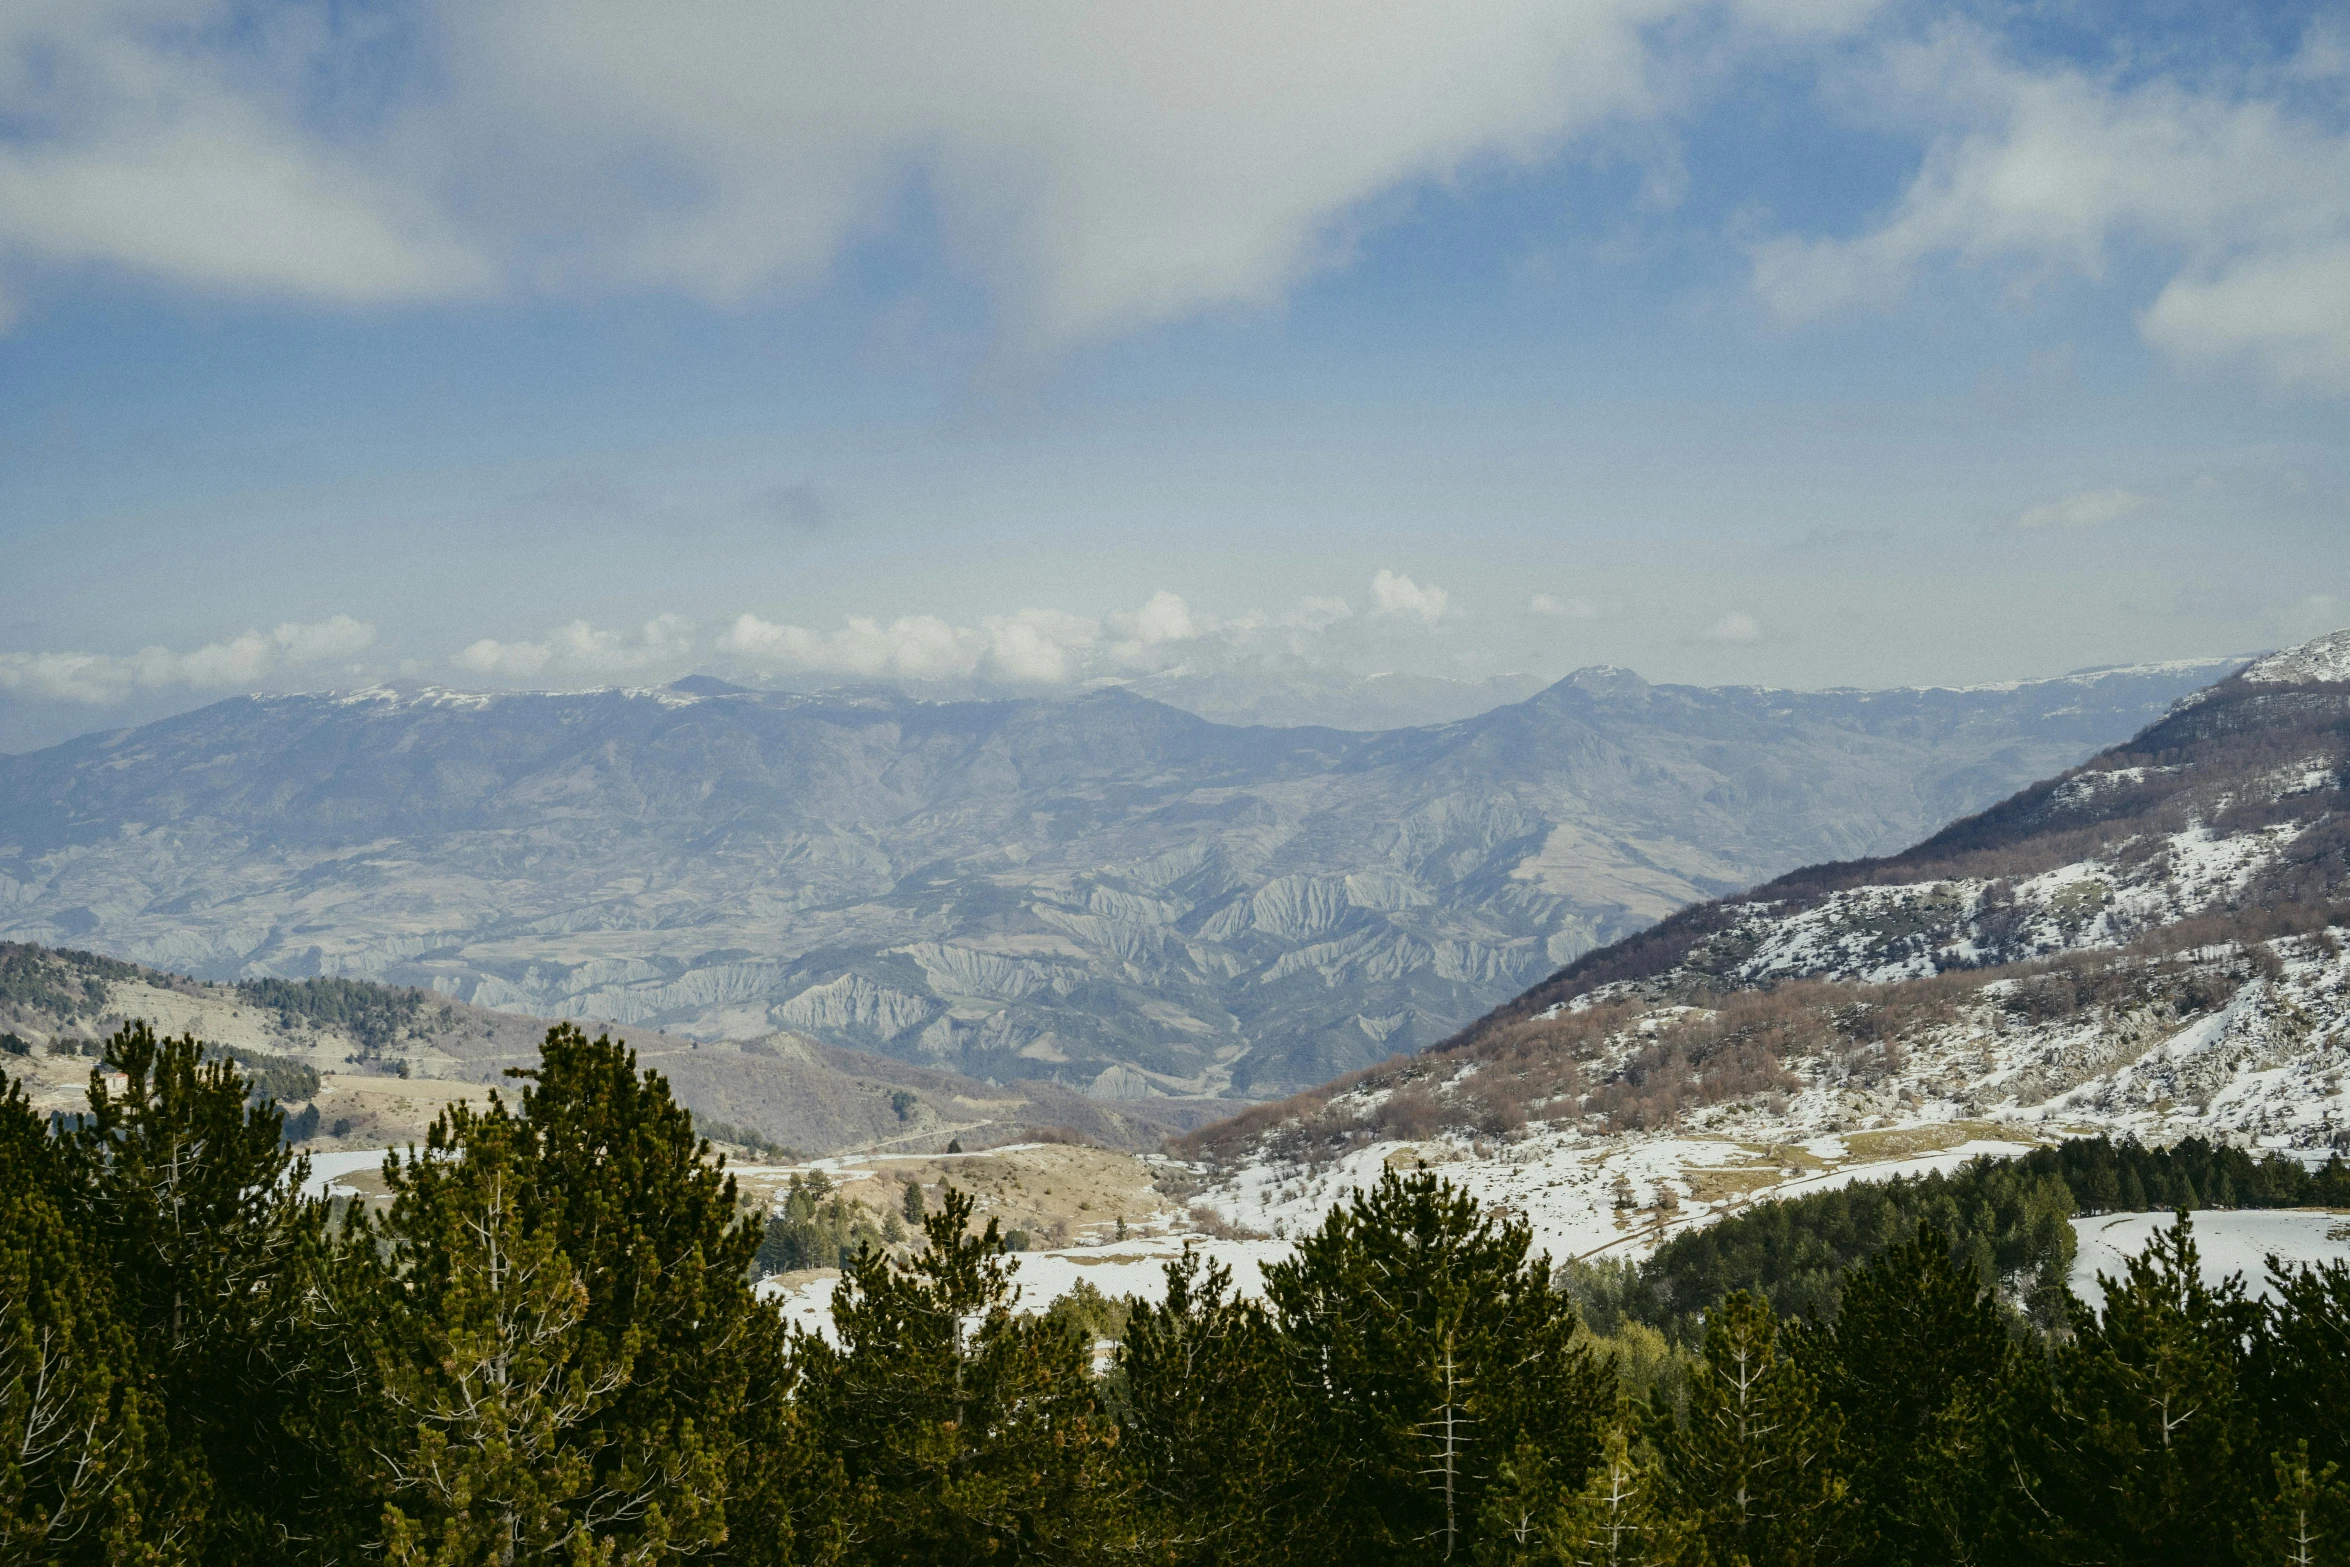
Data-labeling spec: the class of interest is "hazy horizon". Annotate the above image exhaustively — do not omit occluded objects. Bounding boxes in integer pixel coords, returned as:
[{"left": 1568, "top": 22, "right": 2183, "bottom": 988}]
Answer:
[{"left": 4, "top": 2, "right": 2344, "bottom": 752}]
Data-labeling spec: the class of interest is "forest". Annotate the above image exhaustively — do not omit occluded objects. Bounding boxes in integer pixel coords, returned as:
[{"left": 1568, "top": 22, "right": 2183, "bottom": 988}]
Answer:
[
  {"left": 4, "top": 1022, "right": 2348, "bottom": 1566},
  {"left": 1571, "top": 1132, "right": 2350, "bottom": 1339}
]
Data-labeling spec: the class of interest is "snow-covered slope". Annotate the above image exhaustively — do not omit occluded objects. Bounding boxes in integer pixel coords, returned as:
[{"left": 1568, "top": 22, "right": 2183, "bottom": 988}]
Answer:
[
  {"left": 2241, "top": 627, "right": 2350, "bottom": 686},
  {"left": 1176, "top": 626, "right": 2350, "bottom": 1269}
]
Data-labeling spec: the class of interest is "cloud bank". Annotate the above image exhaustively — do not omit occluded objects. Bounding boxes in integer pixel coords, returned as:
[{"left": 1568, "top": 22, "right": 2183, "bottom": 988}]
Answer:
[
  {"left": 6, "top": 5, "right": 2340, "bottom": 393},
  {"left": 454, "top": 615, "right": 693, "bottom": 681},
  {"left": 1750, "top": 24, "right": 2350, "bottom": 390},
  {"left": 0, "top": 615, "right": 374, "bottom": 703},
  {"left": 716, "top": 578, "right": 1425, "bottom": 688},
  {"left": 0, "top": 0, "right": 1855, "bottom": 357}
]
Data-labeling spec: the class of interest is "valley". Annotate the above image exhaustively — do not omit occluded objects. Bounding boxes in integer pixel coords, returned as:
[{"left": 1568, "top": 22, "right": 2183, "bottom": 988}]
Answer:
[
  {"left": 0, "top": 655, "right": 2236, "bottom": 1099},
  {"left": 10, "top": 631, "right": 2347, "bottom": 1326}
]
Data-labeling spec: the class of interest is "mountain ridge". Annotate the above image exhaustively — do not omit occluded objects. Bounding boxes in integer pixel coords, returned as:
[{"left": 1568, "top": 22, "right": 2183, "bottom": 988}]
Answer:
[
  {"left": 1174, "top": 626, "right": 2349, "bottom": 1266},
  {"left": 0, "top": 654, "right": 2244, "bottom": 1096}
]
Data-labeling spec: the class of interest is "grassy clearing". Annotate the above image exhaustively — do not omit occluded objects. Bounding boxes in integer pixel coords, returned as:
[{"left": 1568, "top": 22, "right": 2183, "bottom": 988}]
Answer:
[
  {"left": 1841, "top": 1119, "right": 2040, "bottom": 1162},
  {"left": 1684, "top": 1166, "right": 1786, "bottom": 1204}
]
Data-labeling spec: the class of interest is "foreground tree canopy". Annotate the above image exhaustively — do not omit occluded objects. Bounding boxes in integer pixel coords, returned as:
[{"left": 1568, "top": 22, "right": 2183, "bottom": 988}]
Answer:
[{"left": 3, "top": 1021, "right": 2348, "bottom": 1565}]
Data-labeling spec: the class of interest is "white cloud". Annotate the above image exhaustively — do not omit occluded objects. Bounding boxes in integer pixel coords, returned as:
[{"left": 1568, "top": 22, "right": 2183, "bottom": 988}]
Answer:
[
  {"left": 428, "top": 2, "right": 1695, "bottom": 353},
  {"left": 1371, "top": 569, "right": 1451, "bottom": 623},
  {"left": 2142, "top": 244, "right": 2350, "bottom": 392},
  {"left": 0, "top": 614, "right": 375, "bottom": 703},
  {"left": 454, "top": 615, "right": 692, "bottom": 681},
  {"left": 983, "top": 617, "right": 1076, "bottom": 685},
  {"left": 1529, "top": 592, "right": 1598, "bottom": 618},
  {"left": 1703, "top": 610, "right": 1763, "bottom": 643},
  {"left": 1118, "top": 591, "right": 1198, "bottom": 647},
  {"left": 716, "top": 598, "right": 1193, "bottom": 687},
  {"left": 710, "top": 588, "right": 1419, "bottom": 688},
  {"left": 0, "top": 5, "right": 490, "bottom": 307},
  {"left": 2017, "top": 487, "right": 2149, "bottom": 530},
  {"left": 1283, "top": 596, "right": 1355, "bottom": 633},
  {"left": 0, "top": 0, "right": 1875, "bottom": 350},
  {"left": 1751, "top": 26, "right": 2350, "bottom": 392}
]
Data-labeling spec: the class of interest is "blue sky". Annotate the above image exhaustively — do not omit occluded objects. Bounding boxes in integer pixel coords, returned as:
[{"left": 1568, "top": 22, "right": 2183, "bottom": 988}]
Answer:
[{"left": 1, "top": 0, "right": 2345, "bottom": 749}]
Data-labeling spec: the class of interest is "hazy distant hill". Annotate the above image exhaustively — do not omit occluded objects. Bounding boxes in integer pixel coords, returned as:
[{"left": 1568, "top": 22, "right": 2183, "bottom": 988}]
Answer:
[
  {"left": 0, "top": 656, "right": 2239, "bottom": 1097},
  {"left": 0, "top": 940, "right": 1194, "bottom": 1155}
]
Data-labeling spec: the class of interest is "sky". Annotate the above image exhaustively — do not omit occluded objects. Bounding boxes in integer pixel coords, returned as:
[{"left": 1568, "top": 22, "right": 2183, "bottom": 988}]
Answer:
[{"left": 1, "top": 0, "right": 2346, "bottom": 750}]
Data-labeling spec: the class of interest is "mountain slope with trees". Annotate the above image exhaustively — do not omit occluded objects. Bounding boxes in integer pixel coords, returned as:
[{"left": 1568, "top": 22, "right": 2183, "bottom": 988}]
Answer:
[
  {"left": 1198, "top": 630, "right": 2348, "bottom": 1153},
  {"left": 0, "top": 941, "right": 1201, "bottom": 1156},
  {"left": 4, "top": 1019, "right": 2347, "bottom": 1565}
]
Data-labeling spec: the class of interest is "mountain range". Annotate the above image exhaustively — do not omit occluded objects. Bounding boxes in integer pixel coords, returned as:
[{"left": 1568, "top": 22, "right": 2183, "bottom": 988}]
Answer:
[
  {"left": 1185, "top": 627, "right": 2350, "bottom": 1257},
  {"left": 0, "top": 655, "right": 2241, "bottom": 1098}
]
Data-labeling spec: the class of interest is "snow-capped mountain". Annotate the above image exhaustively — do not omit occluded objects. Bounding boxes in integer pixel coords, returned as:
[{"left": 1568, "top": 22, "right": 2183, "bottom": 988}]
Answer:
[
  {"left": 0, "top": 655, "right": 2241, "bottom": 1098},
  {"left": 1181, "top": 628, "right": 2349, "bottom": 1263}
]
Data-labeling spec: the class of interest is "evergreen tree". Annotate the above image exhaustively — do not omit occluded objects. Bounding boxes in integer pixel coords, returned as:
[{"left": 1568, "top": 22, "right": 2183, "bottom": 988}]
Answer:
[
  {"left": 797, "top": 1184, "right": 1121, "bottom": 1563},
  {"left": 2250, "top": 1258, "right": 2350, "bottom": 1475},
  {"left": 372, "top": 1026, "right": 813, "bottom": 1564},
  {"left": 1811, "top": 1227, "right": 2018, "bottom": 1565},
  {"left": 0, "top": 1081, "right": 157, "bottom": 1565},
  {"left": 375, "top": 1098, "right": 672, "bottom": 1563},
  {"left": 1475, "top": 1425, "right": 1696, "bottom": 1567},
  {"left": 516, "top": 1024, "right": 769, "bottom": 1553},
  {"left": 67, "top": 1022, "right": 333, "bottom": 1564},
  {"left": 1265, "top": 1170, "right": 1611, "bottom": 1565},
  {"left": 2080, "top": 1164, "right": 2120, "bottom": 1217},
  {"left": 1117, "top": 1248, "right": 1310, "bottom": 1565},
  {"left": 1660, "top": 1291, "right": 1849, "bottom": 1567},
  {"left": 2118, "top": 1167, "right": 2148, "bottom": 1212},
  {"left": 2241, "top": 1442, "right": 2350, "bottom": 1567},
  {"left": 2021, "top": 1214, "right": 2262, "bottom": 1564}
]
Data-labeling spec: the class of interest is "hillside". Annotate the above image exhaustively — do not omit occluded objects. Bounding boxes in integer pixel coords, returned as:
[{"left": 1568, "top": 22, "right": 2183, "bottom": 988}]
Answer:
[
  {"left": 0, "top": 655, "right": 2234, "bottom": 1098},
  {"left": 1179, "top": 628, "right": 2350, "bottom": 1265},
  {"left": 0, "top": 942, "right": 1198, "bottom": 1155}
]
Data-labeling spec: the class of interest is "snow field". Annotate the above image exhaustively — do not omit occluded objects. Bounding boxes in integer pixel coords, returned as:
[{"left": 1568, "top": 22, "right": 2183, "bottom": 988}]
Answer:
[{"left": 2068, "top": 1209, "right": 2350, "bottom": 1308}]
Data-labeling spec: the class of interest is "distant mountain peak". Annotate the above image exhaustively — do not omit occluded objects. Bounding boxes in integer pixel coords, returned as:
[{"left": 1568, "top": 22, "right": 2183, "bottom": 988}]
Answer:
[
  {"left": 1560, "top": 665, "right": 1651, "bottom": 701},
  {"left": 668, "top": 674, "right": 756, "bottom": 697}
]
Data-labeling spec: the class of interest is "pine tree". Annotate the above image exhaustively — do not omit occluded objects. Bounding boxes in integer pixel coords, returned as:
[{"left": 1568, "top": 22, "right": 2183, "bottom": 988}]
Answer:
[
  {"left": 1812, "top": 1226, "right": 2019, "bottom": 1565},
  {"left": 512, "top": 1025, "right": 763, "bottom": 1554},
  {"left": 1265, "top": 1169, "right": 1611, "bottom": 1566},
  {"left": 375, "top": 1099, "right": 650, "bottom": 1564},
  {"left": 2022, "top": 1213, "right": 2263, "bottom": 1564},
  {"left": 797, "top": 1184, "right": 1121, "bottom": 1564},
  {"left": 1661, "top": 1290, "right": 1849, "bottom": 1567},
  {"left": 372, "top": 1026, "right": 804, "bottom": 1564},
  {"left": 2242, "top": 1442, "right": 2350, "bottom": 1567},
  {"left": 1475, "top": 1426, "right": 1697, "bottom": 1567},
  {"left": 67, "top": 1022, "right": 333, "bottom": 1563},
  {"left": 1117, "top": 1247, "right": 1309, "bottom": 1565},
  {"left": 2250, "top": 1258, "right": 2350, "bottom": 1474},
  {"left": 0, "top": 1081, "right": 157, "bottom": 1565}
]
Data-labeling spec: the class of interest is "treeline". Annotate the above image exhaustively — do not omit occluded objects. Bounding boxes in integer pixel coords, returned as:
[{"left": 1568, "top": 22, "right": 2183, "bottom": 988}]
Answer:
[
  {"left": 233, "top": 976, "right": 437, "bottom": 1053},
  {"left": 7, "top": 1022, "right": 2350, "bottom": 1565},
  {"left": 1579, "top": 1134, "right": 2350, "bottom": 1338},
  {"left": 0, "top": 943, "right": 139, "bottom": 1021}
]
